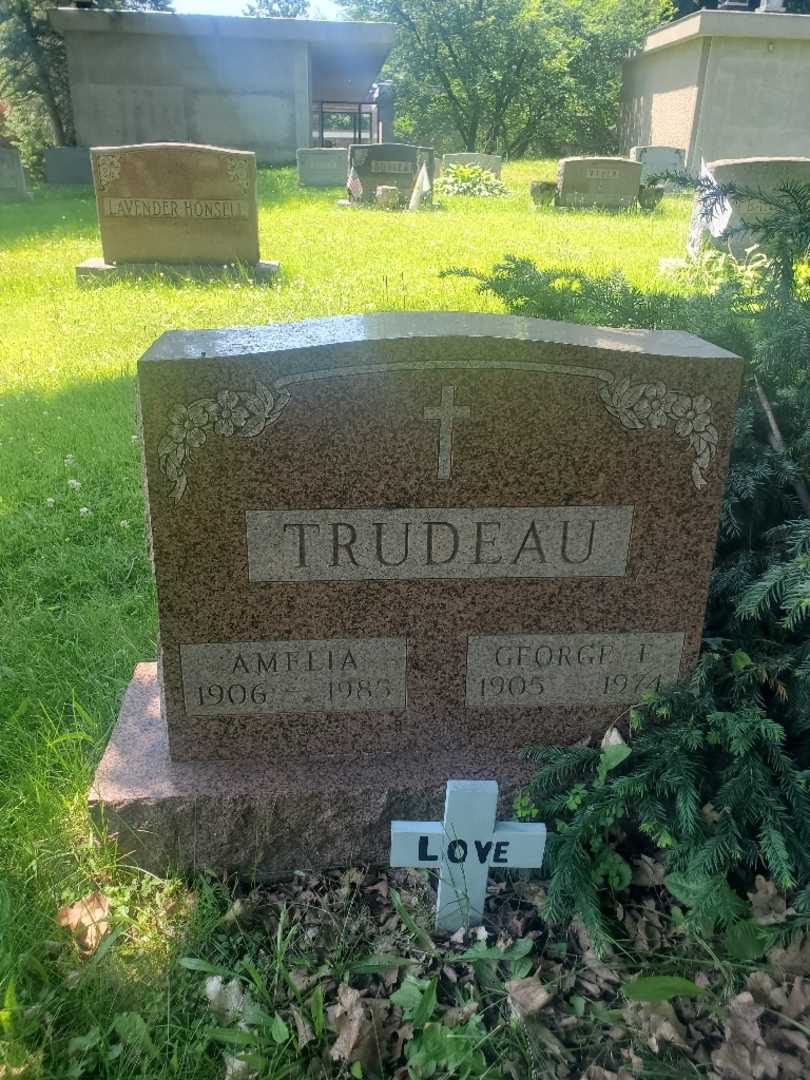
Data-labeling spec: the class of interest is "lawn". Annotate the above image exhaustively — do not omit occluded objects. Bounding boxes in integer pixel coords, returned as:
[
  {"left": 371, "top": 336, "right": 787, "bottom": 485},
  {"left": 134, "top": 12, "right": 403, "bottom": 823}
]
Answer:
[{"left": 0, "top": 162, "right": 696, "bottom": 1076}]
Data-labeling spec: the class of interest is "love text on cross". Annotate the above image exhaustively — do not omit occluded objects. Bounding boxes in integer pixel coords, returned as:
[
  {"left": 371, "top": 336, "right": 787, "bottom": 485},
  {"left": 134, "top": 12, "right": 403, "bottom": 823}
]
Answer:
[{"left": 390, "top": 779, "right": 547, "bottom": 932}]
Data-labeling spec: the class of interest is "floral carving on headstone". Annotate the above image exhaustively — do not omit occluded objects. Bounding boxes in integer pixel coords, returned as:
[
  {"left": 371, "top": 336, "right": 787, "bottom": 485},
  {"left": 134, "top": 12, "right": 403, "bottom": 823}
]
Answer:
[
  {"left": 94, "top": 153, "right": 121, "bottom": 191},
  {"left": 157, "top": 384, "right": 290, "bottom": 503},
  {"left": 225, "top": 157, "right": 250, "bottom": 193},
  {"left": 599, "top": 379, "right": 719, "bottom": 490},
  {"left": 157, "top": 367, "right": 721, "bottom": 504},
  {"left": 353, "top": 149, "right": 369, "bottom": 168}
]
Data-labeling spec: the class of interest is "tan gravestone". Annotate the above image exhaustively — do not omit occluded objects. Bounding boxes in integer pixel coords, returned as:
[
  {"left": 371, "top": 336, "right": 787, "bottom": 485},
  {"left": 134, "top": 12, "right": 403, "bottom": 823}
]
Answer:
[
  {"left": 688, "top": 157, "right": 810, "bottom": 260},
  {"left": 77, "top": 142, "right": 277, "bottom": 282},
  {"left": 0, "top": 147, "right": 30, "bottom": 201},
  {"left": 557, "top": 156, "right": 642, "bottom": 209},
  {"left": 91, "top": 312, "right": 742, "bottom": 876}
]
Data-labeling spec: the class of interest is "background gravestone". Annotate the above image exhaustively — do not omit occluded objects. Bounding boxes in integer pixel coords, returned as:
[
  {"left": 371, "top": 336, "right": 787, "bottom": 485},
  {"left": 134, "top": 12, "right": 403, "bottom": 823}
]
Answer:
[
  {"left": 0, "top": 147, "right": 29, "bottom": 201},
  {"left": 90, "top": 142, "right": 259, "bottom": 265},
  {"left": 297, "top": 148, "right": 348, "bottom": 187},
  {"left": 44, "top": 146, "right": 92, "bottom": 186},
  {"left": 92, "top": 312, "right": 742, "bottom": 876},
  {"left": 629, "top": 145, "right": 685, "bottom": 185},
  {"left": 688, "top": 156, "right": 810, "bottom": 260},
  {"left": 77, "top": 143, "right": 277, "bottom": 283},
  {"left": 442, "top": 153, "right": 502, "bottom": 177},
  {"left": 348, "top": 142, "right": 419, "bottom": 203},
  {"left": 557, "top": 156, "right": 642, "bottom": 209},
  {"left": 417, "top": 146, "right": 436, "bottom": 185}
]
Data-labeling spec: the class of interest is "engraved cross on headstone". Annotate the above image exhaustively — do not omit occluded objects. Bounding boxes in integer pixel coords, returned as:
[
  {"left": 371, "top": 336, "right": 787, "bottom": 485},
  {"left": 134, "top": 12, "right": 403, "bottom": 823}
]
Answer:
[
  {"left": 422, "top": 385, "right": 471, "bottom": 480},
  {"left": 390, "top": 779, "right": 547, "bottom": 932}
]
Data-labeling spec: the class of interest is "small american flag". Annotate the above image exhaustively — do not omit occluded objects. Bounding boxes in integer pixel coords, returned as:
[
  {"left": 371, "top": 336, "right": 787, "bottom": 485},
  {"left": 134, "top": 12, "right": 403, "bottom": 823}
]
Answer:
[{"left": 347, "top": 166, "right": 363, "bottom": 201}]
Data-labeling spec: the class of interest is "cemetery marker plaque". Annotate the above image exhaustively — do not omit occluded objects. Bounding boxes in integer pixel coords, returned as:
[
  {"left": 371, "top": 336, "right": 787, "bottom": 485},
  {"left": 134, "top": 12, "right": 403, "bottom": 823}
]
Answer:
[{"left": 92, "top": 312, "right": 743, "bottom": 876}]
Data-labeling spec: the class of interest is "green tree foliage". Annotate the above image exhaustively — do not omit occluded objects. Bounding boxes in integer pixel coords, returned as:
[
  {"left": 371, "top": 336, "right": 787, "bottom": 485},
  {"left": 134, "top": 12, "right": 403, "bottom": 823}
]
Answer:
[
  {"left": 446, "top": 183, "right": 810, "bottom": 947},
  {"left": 0, "top": 0, "right": 173, "bottom": 163},
  {"left": 243, "top": 0, "right": 310, "bottom": 16},
  {"left": 342, "top": 0, "right": 669, "bottom": 155}
]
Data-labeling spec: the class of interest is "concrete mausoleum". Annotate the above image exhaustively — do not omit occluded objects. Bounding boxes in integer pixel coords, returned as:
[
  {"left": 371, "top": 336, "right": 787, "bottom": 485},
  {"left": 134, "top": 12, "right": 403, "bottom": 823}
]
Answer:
[
  {"left": 621, "top": 10, "right": 810, "bottom": 172},
  {"left": 48, "top": 8, "right": 396, "bottom": 166}
]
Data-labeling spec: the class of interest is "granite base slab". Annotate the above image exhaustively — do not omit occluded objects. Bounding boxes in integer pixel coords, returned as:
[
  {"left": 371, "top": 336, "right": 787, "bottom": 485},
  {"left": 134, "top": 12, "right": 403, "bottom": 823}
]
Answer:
[
  {"left": 76, "top": 258, "right": 279, "bottom": 286},
  {"left": 91, "top": 663, "right": 534, "bottom": 878}
]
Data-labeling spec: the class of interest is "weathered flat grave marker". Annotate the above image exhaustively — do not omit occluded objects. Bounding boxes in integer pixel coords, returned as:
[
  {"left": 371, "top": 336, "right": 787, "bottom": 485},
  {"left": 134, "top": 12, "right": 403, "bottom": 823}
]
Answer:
[
  {"left": 557, "top": 156, "right": 642, "bottom": 209},
  {"left": 391, "top": 780, "right": 547, "bottom": 931},
  {"left": 91, "top": 312, "right": 742, "bottom": 876},
  {"left": 77, "top": 142, "right": 278, "bottom": 283}
]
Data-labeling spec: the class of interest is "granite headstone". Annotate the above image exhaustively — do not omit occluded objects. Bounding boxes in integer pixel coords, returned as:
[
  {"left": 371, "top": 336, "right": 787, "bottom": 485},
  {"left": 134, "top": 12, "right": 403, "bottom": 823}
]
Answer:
[
  {"left": 688, "top": 157, "right": 810, "bottom": 260},
  {"left": 629, "top": 145, "right": 685, "bottom": 185},
  {"left": 0, "top": 147, "right": 29, "bottom": 201},
  {"left": 93, "top": 312, "right": 742, "bottom": 875},
  {"left": 348, "top": 142, "right": 419, "bottom": 203},
  {"left": 297, "top": 147, "right": 348, "bottom": 187},
  {"left": 557, "top": 156, "right": 642, "bottom": 209},
  {"left": 77, "top": 142, "right": 277, "bottom": 282},
  {"left": 45, "top": 146, "right": 92, "bottom": 186},
  {"left": 443, "top": 153, "right": 502, "bottom": 177}
]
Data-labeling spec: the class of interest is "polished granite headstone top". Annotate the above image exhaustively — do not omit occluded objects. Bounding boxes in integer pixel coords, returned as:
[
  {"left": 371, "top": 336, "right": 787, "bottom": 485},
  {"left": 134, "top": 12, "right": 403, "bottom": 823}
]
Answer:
[{"left": 137, "top": 312, "right": 743, "bottom": 761}]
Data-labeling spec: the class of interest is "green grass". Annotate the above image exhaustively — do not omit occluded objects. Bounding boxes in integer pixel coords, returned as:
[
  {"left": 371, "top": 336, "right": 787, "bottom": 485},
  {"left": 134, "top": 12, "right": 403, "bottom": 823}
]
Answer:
[{"left": 0, "top": 162, "right": 693, "bottom": 1075}]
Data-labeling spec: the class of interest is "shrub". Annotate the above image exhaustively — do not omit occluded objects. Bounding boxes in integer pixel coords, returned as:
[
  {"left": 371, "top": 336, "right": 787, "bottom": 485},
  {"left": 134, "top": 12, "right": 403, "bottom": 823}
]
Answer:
[
  {"left": 444, "top": 183, "right": 810, "bottom": 949},
  {"left": 434, "top": 164, "right": 509, "bottom": 198}
]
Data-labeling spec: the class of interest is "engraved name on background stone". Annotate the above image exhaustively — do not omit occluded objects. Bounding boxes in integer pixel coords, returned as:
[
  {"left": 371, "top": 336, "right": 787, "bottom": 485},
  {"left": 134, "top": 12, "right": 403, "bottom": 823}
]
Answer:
[
  {"left": 102, "top": 197, "right": 249, "bottom": 219},
  {"left": 245, "top": 505, "right": 634, "bottom": 583}
]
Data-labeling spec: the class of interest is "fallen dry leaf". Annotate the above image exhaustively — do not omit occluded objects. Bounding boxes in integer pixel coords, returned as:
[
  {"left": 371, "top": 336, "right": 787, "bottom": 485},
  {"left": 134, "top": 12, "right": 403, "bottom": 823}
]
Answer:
[
  {"left": 55, "top": 891, "right": 110, "bottom": 955},
  {"left": 623, "top": 1001, "right": 688, "bottom": 1054},
  {"left": 328, "top": 985, "right": 390, "bottom": 1070},
  {"left": 442, "top": 1001, "right": 478, "bottom": 1027},
  {"left": 748, "top": 876, "right": 792, "bottom": 926},
  {"left": 289, "top": 1004, "right": 314, "bottom": 1048},
  {"left": 506, "top": 976, "right": 555, "bottom": 1019},
  {"left": 206, "top": 976, "right": 251, "bottom": 1025},
  {"left": 223, "top": 1054, "right": 257, "bottom": 1080}
]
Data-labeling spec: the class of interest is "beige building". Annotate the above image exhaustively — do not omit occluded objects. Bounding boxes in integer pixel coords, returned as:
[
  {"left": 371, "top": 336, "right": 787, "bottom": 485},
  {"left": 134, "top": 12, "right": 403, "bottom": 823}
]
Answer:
[
  {"left": 621, "top": 11, "right": 810, "bottom": 172},
  {"left": 48, "top": 9, "right": 396, "bottom": 165}
]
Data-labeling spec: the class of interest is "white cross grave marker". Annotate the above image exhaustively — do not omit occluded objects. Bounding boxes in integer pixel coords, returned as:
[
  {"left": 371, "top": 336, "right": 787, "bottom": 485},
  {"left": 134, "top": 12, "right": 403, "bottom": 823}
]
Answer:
[
  {"left": 422, "top": 385, "right": 471, "bottom": 480},
  {"left": 390, "top": 779, "right": 547, "bottom": 932}
]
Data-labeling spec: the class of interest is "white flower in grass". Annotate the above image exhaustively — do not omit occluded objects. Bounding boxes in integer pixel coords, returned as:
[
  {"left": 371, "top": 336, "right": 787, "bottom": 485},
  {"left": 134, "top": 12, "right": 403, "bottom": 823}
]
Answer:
[
  {"left": 120, "top": 520, "right": 130, "bottom": 529},
  {"left": 79, "top": 506, "right": 91, "bottom": 517},
  {"left": 131, "top": 434, "right": 140, "bottom": 443},
  {"left": 64, "top": 454, "right": 75, "bottom": 466},
  {"left": 67, "top": 478, "right": 81, "bottom": 491},
  {"left": 46, "top": 498, "right": 55, "bottom": 508}
]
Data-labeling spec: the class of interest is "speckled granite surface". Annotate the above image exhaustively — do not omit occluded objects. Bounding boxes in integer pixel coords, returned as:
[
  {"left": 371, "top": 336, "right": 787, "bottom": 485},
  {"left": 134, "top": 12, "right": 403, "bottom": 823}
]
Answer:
[
  {"left": 135, "top": 313, "right": 744, "bottom": 763},
  {"left": 91, "top": 663, "right": 533, "bottom": 876}
]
